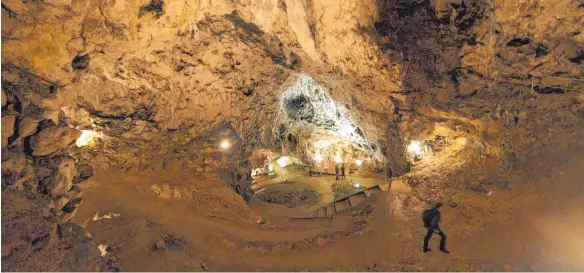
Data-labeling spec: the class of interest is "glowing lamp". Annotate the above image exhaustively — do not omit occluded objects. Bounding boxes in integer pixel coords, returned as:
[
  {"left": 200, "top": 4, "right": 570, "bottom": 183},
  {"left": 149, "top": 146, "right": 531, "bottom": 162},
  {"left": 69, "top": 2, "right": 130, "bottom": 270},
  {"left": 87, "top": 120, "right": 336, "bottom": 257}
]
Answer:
[
  {"left": 314, "top": 154, "right": 323, "bottom": 162},
  {"left": 334, "top": 155, "right": 342, "bottom": 163},
  {"left": 76, "top": 130, "right": 102, "bottom": 147},
  {"left": 355, "top": 159, "right": 363, "bottom": 166},
  {"left": 220, "top": 140, "right": 230, "bottom": 150},
  {"left": 277, "top": 156, "right": 290, "bottom": 167},
  {"left": 354, "top": 183, "right": 361, "bottom": 188},
  {"left": 407, "top": 140, "right": 423, "bottom": 155}
]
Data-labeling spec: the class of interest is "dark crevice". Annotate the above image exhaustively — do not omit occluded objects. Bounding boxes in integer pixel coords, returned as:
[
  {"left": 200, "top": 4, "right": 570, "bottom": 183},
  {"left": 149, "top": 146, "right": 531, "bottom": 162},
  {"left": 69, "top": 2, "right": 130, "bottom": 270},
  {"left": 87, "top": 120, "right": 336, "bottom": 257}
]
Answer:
[
  {"left": 534, "top": 86, "right": 565, "bottom": 94},
  {"left": 568, "top": 49, "right": 584, "bottom": 64},
  {"left": 138, "top": 0, "right": 164, "bottom": 18},
  {"left": 72, "top": 55, "right": 90, "bottom": 71},
  {"left": 507, "top": 37, "right": 531, "bottom": 47},
  {"left": 224, "top": 11, "right": 265, "bottom": 44},
  {"left": 7, "top": 117, "right": 21, "bottom": 144},
  {"left": 1, "top": 3, "right": 16, "bottom": 18},
  {"left": 284, "top": 94, "right": 315, "bottom": 121},
  {"left": 533, "top": 43, "right": 549, "bottom": 58}
]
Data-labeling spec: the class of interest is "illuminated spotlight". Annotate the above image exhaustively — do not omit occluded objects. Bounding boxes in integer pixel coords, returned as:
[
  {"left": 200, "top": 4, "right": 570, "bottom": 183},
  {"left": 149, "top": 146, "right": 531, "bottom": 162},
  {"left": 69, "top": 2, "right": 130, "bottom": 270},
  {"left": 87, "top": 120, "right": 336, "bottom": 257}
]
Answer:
[
  {"left": 334, "top": 155, "right": 342, "bottom": 163},
  {"left": 354, "top": 183, "right": 361, "bottom": 188},
  {"left": 355, "top": 159, "right": 363, "bottom": 166},
  {"left": 314, "top": 154, "right": 323, "bottom": 162},
  {"left": 76, "top": 130, "right": 103, "bottom": 147},
  {"left": 407, "top": 140, "right": 423, "bottom": 155},
  {"left": 277, "top": 156, "right": 290, "bottom": 167},
  {"left": 220, "top": 140, "right": 230, "bottom": 150}
]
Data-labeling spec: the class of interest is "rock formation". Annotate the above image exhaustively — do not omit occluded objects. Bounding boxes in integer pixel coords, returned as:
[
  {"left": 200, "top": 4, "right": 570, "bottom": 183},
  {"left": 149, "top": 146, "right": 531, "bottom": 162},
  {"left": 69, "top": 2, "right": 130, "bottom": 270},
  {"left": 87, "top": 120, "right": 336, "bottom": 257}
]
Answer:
[{"left": 1, "top": 0, "right": 583, "bottom": 271}]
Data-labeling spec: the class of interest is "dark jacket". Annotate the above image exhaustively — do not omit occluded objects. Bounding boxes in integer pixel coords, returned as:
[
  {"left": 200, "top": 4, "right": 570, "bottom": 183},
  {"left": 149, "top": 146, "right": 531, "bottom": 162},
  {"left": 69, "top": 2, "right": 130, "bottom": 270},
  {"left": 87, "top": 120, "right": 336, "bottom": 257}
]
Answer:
[{"left": 428, "top": 207, "right": 441, "bottom": 228}]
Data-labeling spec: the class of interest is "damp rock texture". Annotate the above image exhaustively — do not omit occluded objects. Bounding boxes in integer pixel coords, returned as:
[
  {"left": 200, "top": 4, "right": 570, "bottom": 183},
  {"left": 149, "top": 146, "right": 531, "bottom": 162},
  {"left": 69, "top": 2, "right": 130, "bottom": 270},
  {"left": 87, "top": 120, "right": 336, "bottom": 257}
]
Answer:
[
  {"left": 0, "top": 68, "right": 108, "bottom": 271},
  {"left": 1, "top": 0, "right": 583, "bottom": 270}
]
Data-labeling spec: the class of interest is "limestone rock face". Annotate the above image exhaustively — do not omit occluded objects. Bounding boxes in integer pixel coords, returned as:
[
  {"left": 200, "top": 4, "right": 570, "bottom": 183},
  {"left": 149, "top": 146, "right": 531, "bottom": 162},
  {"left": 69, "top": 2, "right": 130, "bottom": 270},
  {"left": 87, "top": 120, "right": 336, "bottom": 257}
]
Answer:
[
  {"left": 1, "top": 115, "right": 16, "bottom": 148},
  {"left": 18, "top": 117, "right": 39, "bottom": 139},
  {"left": 30, "top": 127, "right": 81, "bottom": 156},
  {"left": 2, "top": 0, "right": 580, "bottom": 186},
  {"left": 1, "top": 0, "right": 583, "bottom": 270},
  {"left": 1, "top": 89, "right": 6, "bottom": 107}
]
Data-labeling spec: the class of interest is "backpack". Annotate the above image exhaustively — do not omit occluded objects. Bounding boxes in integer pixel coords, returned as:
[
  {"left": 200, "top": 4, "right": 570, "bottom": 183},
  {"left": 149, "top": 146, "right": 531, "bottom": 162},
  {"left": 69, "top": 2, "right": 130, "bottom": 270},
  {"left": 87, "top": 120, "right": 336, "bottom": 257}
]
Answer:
[{"left": 422, "top": 209, "right": 435, "bottom": 228}]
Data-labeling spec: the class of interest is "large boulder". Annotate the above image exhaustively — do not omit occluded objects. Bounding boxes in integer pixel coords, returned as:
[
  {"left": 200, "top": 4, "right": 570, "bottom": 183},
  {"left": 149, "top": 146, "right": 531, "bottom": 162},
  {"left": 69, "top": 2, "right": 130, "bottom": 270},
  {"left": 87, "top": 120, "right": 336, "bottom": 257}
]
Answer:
[
  {"left": 1, "top": 149, "right": 27, "bottom": 174},
  {"left": 41, "top": 173, "right": 72, "bottom": 198},
  {"left": 30, "top": 126, "right": 81, "bottom": 156},
  {"left": 2, "top": 115, "right": 16, "bottom": 148},
  {"left": 57, "top": 223, "right": 102, "bottom": 272},
  {"left": 40, "top": 157, "right": 75, "bottom": 197},
  {"left": 73, "top": 164, "right": 93, "bottom": 183}
]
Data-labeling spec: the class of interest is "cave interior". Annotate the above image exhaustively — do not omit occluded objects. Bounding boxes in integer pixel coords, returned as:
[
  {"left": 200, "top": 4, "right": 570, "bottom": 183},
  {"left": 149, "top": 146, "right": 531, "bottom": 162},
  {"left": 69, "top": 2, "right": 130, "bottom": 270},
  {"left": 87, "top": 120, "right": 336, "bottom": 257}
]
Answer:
[{"left": 1, "top": 0, "right": 584, "bottom": 271}]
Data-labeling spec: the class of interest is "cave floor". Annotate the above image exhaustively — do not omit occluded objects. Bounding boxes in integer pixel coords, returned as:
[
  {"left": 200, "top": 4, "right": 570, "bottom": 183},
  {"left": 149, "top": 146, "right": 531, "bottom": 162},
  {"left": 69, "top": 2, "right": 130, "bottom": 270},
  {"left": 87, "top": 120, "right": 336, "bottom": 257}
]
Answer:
[
  {"left": 251, "top": 166, "right": 386, "bottom": 210},
  {"left": 73, "top": 144, "right": 584, "bottom": 271}
]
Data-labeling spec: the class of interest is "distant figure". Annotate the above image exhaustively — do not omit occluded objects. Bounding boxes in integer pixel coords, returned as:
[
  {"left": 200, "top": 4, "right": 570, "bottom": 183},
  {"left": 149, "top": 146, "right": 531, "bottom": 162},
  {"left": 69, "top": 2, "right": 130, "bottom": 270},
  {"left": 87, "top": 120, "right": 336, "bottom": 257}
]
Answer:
[
  {"left": 340, "top": 164, "right": 346, "bottom": 180},
  {"left": 308, "top": 166, "right": 313, "bottom": 176},
  {"left": 335, "top": 165, "right": 340, "bottom": 180},
  {"left": 422, "top": 202, "right": 449, "bottom": 253}
]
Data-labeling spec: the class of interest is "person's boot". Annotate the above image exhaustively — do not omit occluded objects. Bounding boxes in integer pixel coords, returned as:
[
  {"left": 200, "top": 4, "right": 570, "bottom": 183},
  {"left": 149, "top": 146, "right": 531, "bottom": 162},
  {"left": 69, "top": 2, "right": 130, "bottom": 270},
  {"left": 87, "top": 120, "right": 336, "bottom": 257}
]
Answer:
[
  {"left": 440, "top": 248, "right": 450, "bottom": 254},
  {"left": 423, "top": 248, "right": 431, "bottom": 253}
]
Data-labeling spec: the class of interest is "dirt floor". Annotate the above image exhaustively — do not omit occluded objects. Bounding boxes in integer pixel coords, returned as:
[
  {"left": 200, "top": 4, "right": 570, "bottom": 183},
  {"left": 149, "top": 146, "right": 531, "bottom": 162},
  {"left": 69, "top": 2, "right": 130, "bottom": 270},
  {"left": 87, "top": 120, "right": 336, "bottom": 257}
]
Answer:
[
  {"left": 251, "top": 164, "right": 386, "bottom": 209},
  {"left": 73, "top": 142, "right": 584, "bottom": 271}
]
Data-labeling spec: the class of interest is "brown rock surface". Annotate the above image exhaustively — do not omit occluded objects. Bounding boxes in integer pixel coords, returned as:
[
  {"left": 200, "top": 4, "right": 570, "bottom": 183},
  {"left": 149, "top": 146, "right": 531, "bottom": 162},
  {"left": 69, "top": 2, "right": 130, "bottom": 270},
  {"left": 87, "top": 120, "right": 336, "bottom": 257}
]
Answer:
[
  {"left": 2, "top": 115, "right": 16, "bottom": 148},
  {"left": 30, "top": 127, "right": 81, "bottom": 156},
  {"left": 1, "top": 0, "right": 583, "bottom": 271}
]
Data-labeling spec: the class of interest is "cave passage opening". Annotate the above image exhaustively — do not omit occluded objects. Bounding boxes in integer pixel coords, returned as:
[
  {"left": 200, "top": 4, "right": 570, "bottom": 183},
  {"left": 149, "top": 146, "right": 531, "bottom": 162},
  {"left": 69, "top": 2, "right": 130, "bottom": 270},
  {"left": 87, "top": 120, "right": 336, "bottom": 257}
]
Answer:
[{"left": 249, "top": 74, "right": 387, "bottom": 210}]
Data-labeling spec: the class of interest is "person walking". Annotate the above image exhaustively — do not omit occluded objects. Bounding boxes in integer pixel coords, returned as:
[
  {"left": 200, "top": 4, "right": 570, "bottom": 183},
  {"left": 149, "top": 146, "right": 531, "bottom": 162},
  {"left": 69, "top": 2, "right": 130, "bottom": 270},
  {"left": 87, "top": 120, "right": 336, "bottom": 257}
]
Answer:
[
  {"left": 422, "top": 202, "right": 449, "bottom": 253},
  {"left": 335, "top": 165, "right": 340, "bottom": 180},
  {"left": 340, "top": 164, "right": 346, "bottom": 180}
]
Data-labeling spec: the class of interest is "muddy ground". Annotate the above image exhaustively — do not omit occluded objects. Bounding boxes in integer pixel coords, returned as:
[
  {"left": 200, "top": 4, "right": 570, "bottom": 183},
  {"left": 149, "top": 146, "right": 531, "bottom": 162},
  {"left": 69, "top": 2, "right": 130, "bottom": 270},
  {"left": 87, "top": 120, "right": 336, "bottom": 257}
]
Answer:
[{"left": 72, "top": 140, "right": 584, "bottom": 271}]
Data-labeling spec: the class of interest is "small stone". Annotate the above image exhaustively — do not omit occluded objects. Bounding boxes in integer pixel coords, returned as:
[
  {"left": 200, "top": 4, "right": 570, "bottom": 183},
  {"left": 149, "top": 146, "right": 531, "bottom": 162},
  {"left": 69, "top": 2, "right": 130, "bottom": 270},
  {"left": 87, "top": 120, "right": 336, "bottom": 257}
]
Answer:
[
  {"left": 469, "top": 181, "right": 487, "bottom": 193},
  {"left": 256, "top": 218, "right": 266, "bottom": 225},
  {"left": 62, "top": 198, "right": 83, "bottom": 213},
  {"left": 62, "top": 207, "right": 80, "bottom": 223},
  {"left": 30, "top": 126, "right": 81, "bottom": 156},
  {"left": 486, "top": 191, "right": 493, "bottom": 196},
  {"left": 1, "top": 149, "right": 27, "bottom": 174},
  {"left": 55, "top": 196, "right": 70, "bottom": 211},
  {"left": 1, "top": 88, "right": 6, "bottom": 107},
  {"left": 55, "top": 156, "right": 76, "bottom": 182},
  {"left": 74, "top": 164, "right": 93, "bottom": 183},
  {"left": 153, "top": 239, "right": 166, "bottom": 250},
  {"left": 161, "top": 234, "right": 186, "bottom": 250},
  {"left": 66, "top": 185, "right": 83, "bottom": 199},
  {"left": 18, "top": 116, "right": 39, "bottom": 139},
  {"left": 41, "top": 206, "right": 53, "bottom": 218},
  {"left": 42, "top": 173, "right": 73, "bottom": 198},
  {"left": 449, "top": 201, "right": 458, "bottom": 208},
  {"left": 200, "top": 262, "right": 208, "bottom": 271},
  {"left": 59, "top": 223, "right": 91, "bottom": 244},
  {"left": 1, "top": 115, "right": 16, "bottom": 148},
  {"left": 58, "top": 241, "right": 101, "bottom": 271},
  {"left": 316, "top": 237, "right": 326, "bottom": 246}
]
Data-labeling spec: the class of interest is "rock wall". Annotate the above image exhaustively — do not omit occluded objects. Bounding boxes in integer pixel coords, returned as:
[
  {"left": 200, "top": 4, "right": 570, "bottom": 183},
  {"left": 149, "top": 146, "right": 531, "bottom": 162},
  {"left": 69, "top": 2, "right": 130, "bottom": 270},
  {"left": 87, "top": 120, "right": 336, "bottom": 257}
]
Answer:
[
  {"left": 1, "top": 67, "right": 116, "bottom": 271},
  {"left": 1, "top": 0, "right": 583, "bottom": 270},
  {"left": 373, "top": 0, "right": 584, "bottom": 162}
]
